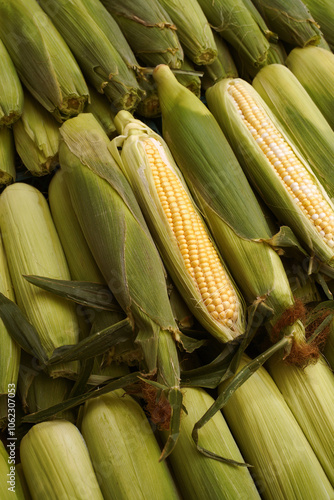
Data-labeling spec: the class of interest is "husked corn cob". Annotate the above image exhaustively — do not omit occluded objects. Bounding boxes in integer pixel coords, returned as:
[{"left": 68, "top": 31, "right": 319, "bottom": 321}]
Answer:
[
  {"left": 197, "top": 0, "right": 270, "bottom": 67},
  {"left": 84, "top": 86, "right": 117, "bottom": 139},
  {"left": 253, "top": 63, "right": 334, "bottom": 199},
  {"left": 101, "top": 0, "right": 184, "bottom": 69},
  {"left": 0, "top": 441, "right": 25, "bottom": 499},
  {"left": 286, "top": 46, "right": 334, "bottom": 131},
  {"left": 206, "top": 77, "right": 334, "bottom": 269},
  {"left": 267, "top": 354, "right": 334, "bottom": 486},
  {"left": 39, "top": 0, "right": 143, "bottom": 112},
  {"left": 20, "top": 420, "right": 104, "bottom": 500},
  {"left": 158, "top": 0, "right": 217, "bottom": 65},
  {"left": 161, "top": 387, "right": 260, "bottom": 500},
  {"left": 219, "top": 354, "right": 334, "bottom": 499},
  {"left": 0, "top": 0, "right": 89, "bottom": 122},
  {"left": 112, "top": 111, "right": 244, "bottom": 343},
  {"left": 0, "top": 38, "right": 23, "bottom": 126},
  {"left": 81, "top": 390, "right": 180, "bottom": 500},
  {"left": 0, "top": 183, "right": 80, "bottom": 378},
  {"left": 153, "top": 65, "right": 306, "bottom": 345},
  {"left": 13, "top": 91, "right": 60, "bottom": 176},
  {"left": 0, "top": 126, "right": 15, "bottom": 186}
]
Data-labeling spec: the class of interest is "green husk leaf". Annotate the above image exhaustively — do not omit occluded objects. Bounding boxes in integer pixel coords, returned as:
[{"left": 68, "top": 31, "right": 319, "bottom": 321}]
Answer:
[
  {"left": 0, "top": 38, "right": 23, "bottom": 126},
  {"left": 0, "top": 126, "right": 15, "bottom": 186}
]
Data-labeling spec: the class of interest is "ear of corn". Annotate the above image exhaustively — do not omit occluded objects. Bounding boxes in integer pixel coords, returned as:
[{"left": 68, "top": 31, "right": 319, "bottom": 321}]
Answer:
[
  {"left": 153, "top": 65, "right": 306, "bottom": 342},
  {"left": 0, "top": 0, "right": 89, "bottom": 122},
  {"left": 80, "top": 390, "right": 180, "bottom": 500},
  {"left": 13, "top": 91, "right": 60, "bottom": 177},
  {"left": 0, "top": 183, "right": 80, "bottom": 378},
  {"left": 15, "top": 464, "right": 32, "bottom": 500},
  {"left": 39, "top": 0, "right": 143, "bottom": 112},
  {"left": 286, "top": 46, "right": 334, "bottom": 131},
  {"left": 232, "top": 41, "right": 287, "bottom": 82},
  {"left": 206, "top": 77, "right": 334, "bottom": 269},
  {"left": 20, "top": 420, "right": 104, "bottom": 500},
  {"left": 200, "top": 31, "right": 238, "bottom": 91},
  {"left": 219, "top": 354, "right": 334, "bottom": 499},
  {"left": 0, "top": 38, "right": 23, "bottom": 127},
  {"left": 302, "top": 0, "right": 334, "bottom": 50},
  {"left": 253, "top": 63, "right": 334, "bottom": 200},
  {"left": 111, "top": 111, "right": 245, "bottom": 343},
  {"left": 0, "top": 441, "right": 25, "bottom": 500},
  {"left": 161, "top": 387, "right": 261, "bottom": 500},
  {"left": 84, "top": 86, "right": 117, "bottom": 139},
  {"left": 196, "top": 0, "right": 270, "bottom": 67},
  {"left": 0, "top": 126, "right": 15, "bottom": 186},
  {"left": 158, "top": 0, "right": 217, "bottom": 65},
  {"left": 250, "top": 0, "right": 323, "bottom": 47},
  {"left": 100, "top": 0, "right": 184, "bottom": 69},
  {"left": 174, "top": 57, "right": 201, "bottom": 98}
]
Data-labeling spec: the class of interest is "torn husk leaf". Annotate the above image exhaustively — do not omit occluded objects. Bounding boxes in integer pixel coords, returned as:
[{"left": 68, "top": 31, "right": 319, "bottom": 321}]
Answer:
[
  {"left": 20, "top": 420, "right": 104, "bottom": 499},
  {"left": 13, "top": 90, "right": 60, "bottom": 176},
  {"left": 100, "top": 0, "right": 184, "bottom": 68},
  {"left": 0, "top": 126, "right": 15, "bottom": 188},
  {"left": 0, "top": 38, "right": 23, "bottom": 127},
  {"left": 39, "top": 0, "right": 143, "bottom": 112},
  {"left": 0, "top": 183, "right": 80, "bottom": 378},
  {"left": 0, "top": 0, "right": 89, "bottom": 122}
]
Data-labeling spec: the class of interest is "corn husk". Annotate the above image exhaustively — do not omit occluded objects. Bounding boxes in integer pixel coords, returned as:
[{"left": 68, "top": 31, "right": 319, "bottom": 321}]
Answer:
[
  {"left": 111, "top": 111, "right": 245, "bottom": 343},
  {"left": 153, "top": 64, "right": 306, "bottom": 343},
  {"left": 81, "top": 390, "right": 179, "bottom": 500},
  {"left": 0, "top": 441, "right": 25, "bottom": 500},
  {"left": 253, "top": 63, "right": 334, "bottom": 200},
  {"left": 0, "top": 127, "right": 15, "bottom": 188},
  {"left": 232, "top": 41, "right": 287, "bottom": 82},
  {"left": 300, "top": 0, "right": 334, "bottom": 50},
  {"left": 286, "top": 46, "right": 334, "bottom": 131},
  {"left": 84, "top": 86, "right": 117, "bottom": 138},
  {"left": 0, "top": 38, "right": 23, "bottom": 126},
  {"left": 0, "top": 232, "right": 20, "bottom": 425},
  {"left": 16, "top": 464, "right": 32, "bottom": 500},
  {"left": 197, "top": 0, "right": 270, "bottom": 67},
  {"left": 158, "top": 0, "right": 217, "bottom": 65},
  {"left": 0, "top": 183, "right": 80, "bottom": 378},
  {"left": 162, "top": 387, "right": 260, "bottom": 500},
  {"left": 13, "top": 91, "right": 60, "bottom": 176},
  {"left": 267, "top": 354, "right": 334, "bottom": 486},
  {"left": 219, "top": 354, "right": 334, "bottom": 499},
  {"left": 175, "top": 57, "right": 201, "bottom": 97},
  {"left": 39, "top": 0, "right": 143, "bottom": 112},
  {"left": 100, "top": 0, "right": 183, "bottom": 69},
  {"left": 0, "top": 0, "right": 89, "bottom": 122},
  {"left": 250, "top": 0, "right": 323, "bottom": 47},
  {"left": 199, "top": 32, "right": 238, "bottom": 91},
  {"left": 206, "top": 77, "right": 334, "bottom": 269},
  {"left": 20, "top": 420, "right": 104, "bottom": 500}
]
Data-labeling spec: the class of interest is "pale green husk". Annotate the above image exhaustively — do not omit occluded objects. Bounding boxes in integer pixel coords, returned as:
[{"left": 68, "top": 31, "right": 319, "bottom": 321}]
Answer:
[
  {"left": 13, "top": 91, "right": 60, "bottom": 176},
  {"left": 0, "top": 0, "right": 89, "bottom": 122},
  {"left": 0, "top": 183, "right": 80, "bottom": 377},
  {"left": 219, "top": 354, "right": 334, "bottom": 499},
  {"left": 0, "top": 441, "right": 25, "bottom": 500},
  {"left": 0, "top": 127, "right": 15, "bottom": 188},
  {"left": 0, "top": 38, "right": 23, "bottom": 126},
  {"left": 81, "top": 390, "right": 179, "bottom": 500},
  {"left": 295, "top": 0, "right": 334, "bottom": 49},
  {"left": 20, "top": 420, "right": 104, "bottom": 499}
]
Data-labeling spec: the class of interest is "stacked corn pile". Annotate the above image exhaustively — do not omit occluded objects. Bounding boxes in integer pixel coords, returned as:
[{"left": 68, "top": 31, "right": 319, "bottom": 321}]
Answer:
[{"left": 1, "top": 0, "right": 334, "bottom": 499}]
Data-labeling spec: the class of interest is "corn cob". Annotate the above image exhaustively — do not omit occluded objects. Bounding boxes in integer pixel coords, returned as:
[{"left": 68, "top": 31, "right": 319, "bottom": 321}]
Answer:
[
  {"left": 302, "top": 0, "right": 334, "bottom": 50},
  {"left": 20, "top": 420, "right": 104, "bottom": 500},
  {"left": 267, "top": 354, "right": 334, "bottom": 486},
  {"left": 112, "top": 111, "right": 245, "bottom": 343},
  {"left": 0, "top": 38, "right": 23, "bottom": 127},
  {"left": 219, "top": 354, "right": 334, "bottom": 499},
  {"left": 100, "top": 0, "right": 183, "bottom": 69},
  {"left": 0, "top": 126, "right": 15, "bottom": 186},
  {"left": 84, "top": 86, "right": 117, "bottom": 139},
  {"left": 0, "top": 183, "right": 80, "bottom": 378},
  {"left": 13, "top": 91, "right": 60, "bottom": 177},
  {"left": 59, "top": 114, "right": 182, "bottom": 452},
  {"left": 0, "top": 441, "right": 25, "bottom": 500},
  {"left": 206, "top": 77, "right": 334, "bottom": 270},
  {"left": 81, "top": 390, "right": 180, "bottom": 500},
  {"left": 240, "top": 0, "right": 278, "bottom": 41},
  {"left": 250, "top": 0, "right": 323, "bottom": 47},
  {"left": 0, "top": 0, "right": 89, "bottom": 122},
  {"left": 196, "top": 0, "right": 270, "bottom": 68},
  {"left": 199, "top": 32, "right": 238, "bottom": 91},
  {"left": 286, "top": 46, "right": 334, "bottom": 131},
  {"left": 153, "top": 65, "right": 306, "bottom": 345},
  {"left": 158, "top": 0, "right": 217, "bottom": 65},
  {"left": 39, "top": 0, "right": 143, "bottom": 112},
  {"left": 253, "top": 63, "right": 334, "bottom": 200},
  {"left": 161, "top": 387, "right": 260, "bottom": 500}
]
